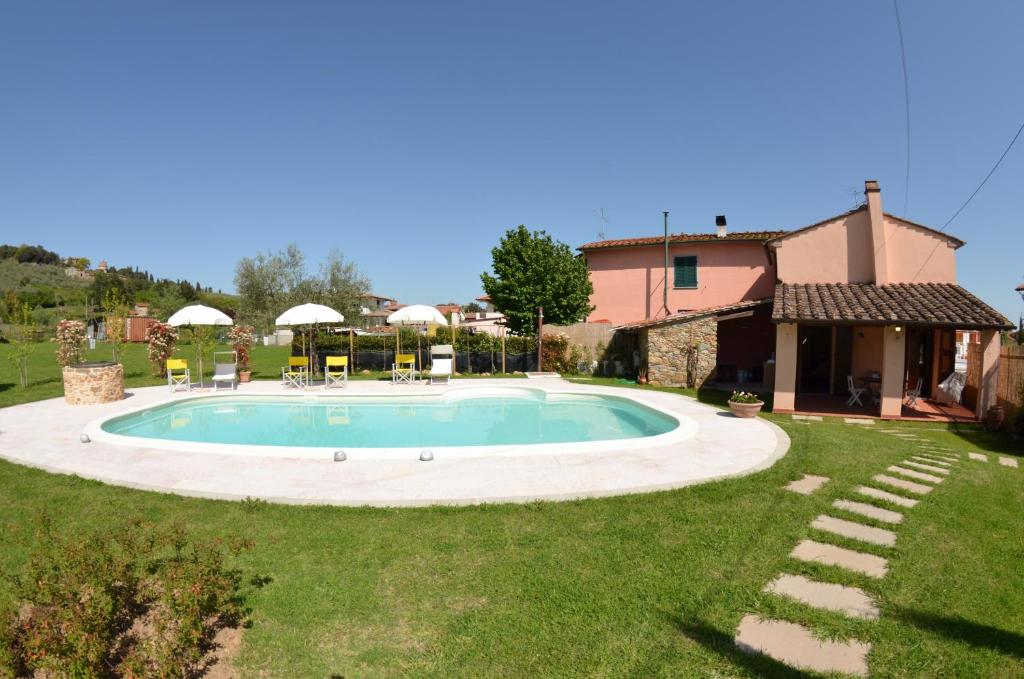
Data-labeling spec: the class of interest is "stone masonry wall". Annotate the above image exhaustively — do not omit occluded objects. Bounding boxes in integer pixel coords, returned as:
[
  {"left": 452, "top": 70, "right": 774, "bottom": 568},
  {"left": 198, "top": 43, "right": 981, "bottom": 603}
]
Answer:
[
  {"left": 63, "top": 363, "right": 125, "bottom": 405},
  {"left": 646, "top": 317, "right": 717, "bottom": 387}
]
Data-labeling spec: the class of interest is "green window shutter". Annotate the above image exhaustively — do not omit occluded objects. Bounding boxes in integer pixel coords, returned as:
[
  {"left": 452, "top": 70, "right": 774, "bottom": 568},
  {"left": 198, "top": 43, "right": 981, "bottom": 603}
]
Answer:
[{"left": 673, "top": 256, "right": 698, "bottom": 288}]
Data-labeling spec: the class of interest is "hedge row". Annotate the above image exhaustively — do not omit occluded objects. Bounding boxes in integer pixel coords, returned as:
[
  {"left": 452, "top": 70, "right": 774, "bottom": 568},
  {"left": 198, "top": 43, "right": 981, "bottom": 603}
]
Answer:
[{"left": 294, "top": 329, "right": 537, "bottom": 354}]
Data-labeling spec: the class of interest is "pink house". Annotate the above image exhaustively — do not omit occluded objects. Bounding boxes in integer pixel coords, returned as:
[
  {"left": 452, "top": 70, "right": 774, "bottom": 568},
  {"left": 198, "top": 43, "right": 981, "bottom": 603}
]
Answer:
[{"left": 583, "top": 181, "right": 1012, "bottom": 420}]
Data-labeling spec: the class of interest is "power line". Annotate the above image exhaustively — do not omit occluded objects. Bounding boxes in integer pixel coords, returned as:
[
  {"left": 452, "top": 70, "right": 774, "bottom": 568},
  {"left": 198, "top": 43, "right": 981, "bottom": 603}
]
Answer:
[
  {"left": 893, "top": 0, "right": 911, "bottom": 216},
  {"left": 941, "top": 118, "right": 1024, "bottom": 229}
]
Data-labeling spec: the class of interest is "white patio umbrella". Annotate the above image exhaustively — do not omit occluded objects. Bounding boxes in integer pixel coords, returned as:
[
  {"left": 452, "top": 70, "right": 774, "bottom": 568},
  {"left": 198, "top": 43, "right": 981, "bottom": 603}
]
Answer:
[
  {"left": 168, "top": 304, "right": 232, "bottom": 387},
  {"left": 276, "top": 303, "right": 344, "bottom": 377},
  {"left": 387, "top": 304, "right": 449, "bottom": 371}
]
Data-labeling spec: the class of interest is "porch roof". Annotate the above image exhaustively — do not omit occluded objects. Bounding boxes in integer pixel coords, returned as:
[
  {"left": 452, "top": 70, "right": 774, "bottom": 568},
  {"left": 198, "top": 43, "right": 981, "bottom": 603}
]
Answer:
[
  {"left": 772, "top": 282, "right": 1013, "bottom": 330},
  {"left": 615, "top": 298, "right": 772, "bottom": 330}
]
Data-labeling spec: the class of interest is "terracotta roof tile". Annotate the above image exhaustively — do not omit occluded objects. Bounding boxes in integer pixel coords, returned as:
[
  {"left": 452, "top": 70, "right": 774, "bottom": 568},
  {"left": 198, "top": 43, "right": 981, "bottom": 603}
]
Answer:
[
  {"left": 579, "top": 230, "right": 787, "bottom": 251},
  {"left": 616, "top": 299, "right": 772, "bottom": 330},
  {"left": 772, "top": 283, "right": 1012, "bottom": 329}
]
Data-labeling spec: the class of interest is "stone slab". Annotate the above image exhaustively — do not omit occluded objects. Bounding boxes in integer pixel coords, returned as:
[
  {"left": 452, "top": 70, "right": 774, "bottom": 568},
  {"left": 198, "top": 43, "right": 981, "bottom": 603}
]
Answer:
[
  {"left": 968, "top": 452, "right": 988, "bottom": 462},
  {"left": 790, "top": 539, "right": 888, "bottom": 578},
  {"left": 811, "top": 514, "right": 897, "bottom": 547},
  {"left": 833, "top": 499, "right": 904, "bottom": 524},
  {"left": 900, "top": 460, "right": 950, "bottom": 475},
  {"left": 765, "top": 573, "right": 879, "bottom": 620},
  {"left": 856, "top": 485, "right": 919, "bottom": 508},
  {"left": 844, "top": 418, "right": 875, "bottom": 425},
  {"left": 888, "top": 465, "right": 944, "bottom": 484},
  {"left": 873, "top": 474, "right": 933, "bottom": 495},
  {"left": 999, "top": 456, "right": 1019, "bottom": 468},
  {"left": 910, "top": 456, "right": 951, "bottom": 467},
  {"left": 735, "top": 615, "right": 870, "bottom": 677},
  {"left": 791, "top": 414, "right": 823, "bottom": 421},
  {"left": 785, "top": 474, "right": 830, "bottom": 495}
]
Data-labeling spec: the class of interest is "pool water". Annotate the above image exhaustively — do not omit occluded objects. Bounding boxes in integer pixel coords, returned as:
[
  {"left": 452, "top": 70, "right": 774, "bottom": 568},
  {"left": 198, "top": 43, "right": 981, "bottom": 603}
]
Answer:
[{"left": 100, "top": 390, "right": 678, "bottom": 448}]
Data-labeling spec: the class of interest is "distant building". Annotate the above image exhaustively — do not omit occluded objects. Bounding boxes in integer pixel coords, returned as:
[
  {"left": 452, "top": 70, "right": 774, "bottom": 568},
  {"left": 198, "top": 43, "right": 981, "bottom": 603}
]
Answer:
[
  {"left": 97, "top": 260, "right": 109, "bottom": 272},
  {"left": 357, "top": 294, "right": 400, "bottom": 329},
  {"left": 64, "top": 267, "right": 94, "bottom": 280}
]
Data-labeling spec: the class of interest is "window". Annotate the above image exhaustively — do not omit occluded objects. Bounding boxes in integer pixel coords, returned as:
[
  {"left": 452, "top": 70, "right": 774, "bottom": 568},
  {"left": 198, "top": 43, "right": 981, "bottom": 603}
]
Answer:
[{"left": 673, "top": 256, "right": 698, "bottom": 288}]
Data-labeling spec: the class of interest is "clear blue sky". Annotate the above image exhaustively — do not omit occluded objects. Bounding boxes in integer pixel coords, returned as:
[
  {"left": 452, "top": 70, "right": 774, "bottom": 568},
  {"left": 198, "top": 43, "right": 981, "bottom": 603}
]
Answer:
[{"left": 2, "top": 1, "right": 1022, "bottom": 320}]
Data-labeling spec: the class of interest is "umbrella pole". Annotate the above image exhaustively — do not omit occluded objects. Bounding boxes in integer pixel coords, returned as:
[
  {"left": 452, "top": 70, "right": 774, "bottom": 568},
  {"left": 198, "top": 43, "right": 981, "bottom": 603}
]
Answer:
[{"left": 417, "top": 326, "right": 422, "bottom": 380}]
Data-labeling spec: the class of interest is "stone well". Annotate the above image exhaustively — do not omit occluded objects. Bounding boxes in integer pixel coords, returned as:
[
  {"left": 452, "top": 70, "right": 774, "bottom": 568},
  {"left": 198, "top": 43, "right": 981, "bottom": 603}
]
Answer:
[{"left": 63, "top": 362, "right": 124, "bottom": 405}]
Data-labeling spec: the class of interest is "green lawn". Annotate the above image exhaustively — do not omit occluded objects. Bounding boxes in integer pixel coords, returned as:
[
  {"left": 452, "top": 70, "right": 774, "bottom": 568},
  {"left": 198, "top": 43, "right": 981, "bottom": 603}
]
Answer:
[{"left": 1, "top": 346, "right": 1022, "bottom": 676}]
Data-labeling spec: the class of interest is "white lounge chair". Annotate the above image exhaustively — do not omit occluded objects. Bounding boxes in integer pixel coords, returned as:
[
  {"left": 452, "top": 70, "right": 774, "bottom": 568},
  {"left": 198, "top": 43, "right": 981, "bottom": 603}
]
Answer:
[
  {"left": 212, "top": 351, "right": 237, "bottom": 391},
  {"left": 846, "top": 375, "right": 866, "bottom": 407},
  {"left": 430, "top": 344, "right": 454, "bottom": 385}
]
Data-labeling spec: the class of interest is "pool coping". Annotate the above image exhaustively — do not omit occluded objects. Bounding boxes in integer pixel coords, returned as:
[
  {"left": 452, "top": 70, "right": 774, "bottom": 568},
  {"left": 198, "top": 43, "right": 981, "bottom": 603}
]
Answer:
[{"left": 0, "top": 379, "right": 790, "bottom": 507}]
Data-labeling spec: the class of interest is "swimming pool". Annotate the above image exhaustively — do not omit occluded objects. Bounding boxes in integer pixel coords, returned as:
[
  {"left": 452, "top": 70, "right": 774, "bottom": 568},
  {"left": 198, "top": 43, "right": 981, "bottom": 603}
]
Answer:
[{"left": 98, "top": 387, "right": 679, "bottom": 452}]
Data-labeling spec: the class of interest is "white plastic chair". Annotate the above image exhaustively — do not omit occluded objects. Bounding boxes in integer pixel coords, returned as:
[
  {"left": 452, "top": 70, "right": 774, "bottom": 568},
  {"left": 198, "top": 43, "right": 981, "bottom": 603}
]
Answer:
[
  {"left": 212, "top": 351, "right": 237, "bottom": 391},
  {"left": 846, "top": 375, "right": 866, "bottom": 407},
  {"left": 905, "top": 378, "right": 923, "bottom": 407}
]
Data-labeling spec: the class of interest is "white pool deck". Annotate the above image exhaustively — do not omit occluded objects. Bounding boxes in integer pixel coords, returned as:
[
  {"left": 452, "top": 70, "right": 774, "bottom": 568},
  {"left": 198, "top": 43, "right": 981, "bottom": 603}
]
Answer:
[{"left": 0, "top": 378, "right": 789, "bottom": 507}]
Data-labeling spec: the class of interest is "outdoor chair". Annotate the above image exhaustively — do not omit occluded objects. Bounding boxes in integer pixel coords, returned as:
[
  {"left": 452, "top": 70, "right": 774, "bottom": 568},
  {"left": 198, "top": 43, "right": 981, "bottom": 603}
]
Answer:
[
  {"left": 282, "top": 356, "right": 310, "bottom": 388},
  {"left": 392, "top": 353, "right": 416, "bottom": 384},
  {"left": 212, "top": 351, "right": 237, "bottom": 391},
  {"left": 846, "top": 375, "right": 866, "bottom": 407},
  {"left": 325, "top": 355, "right": 348, "bottom": 389},
  {"left": 429, "top": 344, "right": 454, "bottom": 385},
  {"left": 905, "top": 378, "right": 923, "bottom": 407},
  {"left": 167, "top": 358, "right": 191, "bottom": 392}
]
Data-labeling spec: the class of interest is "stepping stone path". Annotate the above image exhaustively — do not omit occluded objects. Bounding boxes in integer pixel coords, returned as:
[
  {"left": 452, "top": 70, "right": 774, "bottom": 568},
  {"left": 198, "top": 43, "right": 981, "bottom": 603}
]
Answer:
[
  {"left": 811, "top": 514, "right": 897, "bottom": 547},
  {"left": 999, "top": 457, "right": 1019, "bottom": 468},
  {"left": 873, "top": 474, "right": 933, "bottom": 495},
  {"left": 856, "top": 485, "right": 919, "bottom": 508},
  {"left": 785, "top": 474, "right": 830, "bottom": 495},
  {"left": 735, "top": 615, "right": 870, "bottom": 676},
  {"left": 790, "top": 539, "right": 889, "bottom": 578},
  {"left": 844, "top": 418, "right": 874, "bottom": 425},
  {"left": 765, "top": 574, "right": 879, "bottom": 620},
  {"left": 901, "top": 460, "right": 949, "bottom": 475},
  {"left": 888, "top": 465, "right": 944, "bottom": 484},
  {"left": 792, "top": 414, "right": 823, "bottom": 421},
  {"left": 969, "top": 452, "right": 988, "bottom": 462},
  {"left": 733, "top": 441, "right": 966, "bottom": 675},
  {"left": 833, "top": 499, "right": 904, "bottom": 524}
]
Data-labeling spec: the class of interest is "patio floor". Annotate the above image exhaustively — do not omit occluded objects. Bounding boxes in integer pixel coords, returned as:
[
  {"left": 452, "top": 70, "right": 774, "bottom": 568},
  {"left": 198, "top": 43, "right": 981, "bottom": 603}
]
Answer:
[{"left": 785, "top": 394, "right": 977, "bottom": 423}]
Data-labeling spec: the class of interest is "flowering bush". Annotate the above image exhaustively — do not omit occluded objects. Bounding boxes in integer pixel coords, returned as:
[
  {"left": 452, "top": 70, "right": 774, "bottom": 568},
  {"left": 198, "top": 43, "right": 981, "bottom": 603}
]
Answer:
[
  {"left": 540, "top": 333, "right": 582, "bottom": 375},
  {"left": 54, "top": 319, "right": 86, "bottom": 367},
  {"left": 146, "top": 322, "right": 179, "bottom": 376},
  {"left": 227, "top": 324, "right": 255, "bottom": 370},
  {"left": 729, "top": 390, "right": 762, "bottom": 404}
]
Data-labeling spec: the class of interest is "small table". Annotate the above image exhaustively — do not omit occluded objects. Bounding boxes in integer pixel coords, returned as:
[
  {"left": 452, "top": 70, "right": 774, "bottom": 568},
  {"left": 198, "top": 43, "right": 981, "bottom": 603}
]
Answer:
[{"left": 859, "top": 375, "right": 882, "bottom": 405}]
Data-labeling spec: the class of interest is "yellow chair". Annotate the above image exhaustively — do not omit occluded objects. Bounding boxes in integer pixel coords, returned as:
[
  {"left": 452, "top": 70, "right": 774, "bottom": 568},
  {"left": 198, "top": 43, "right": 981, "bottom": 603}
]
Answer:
[
  {"left": 325, "top": 355, "right": 348, "bottom": 389},
  {"left": 167, "top": 358, "right": 190, "bottom": 392},
  {"left": 392, "top": 353, "right": 416, "bottom": 384},
  {"left": 282, "top": 356, "right": 309, "bottom": 388}
]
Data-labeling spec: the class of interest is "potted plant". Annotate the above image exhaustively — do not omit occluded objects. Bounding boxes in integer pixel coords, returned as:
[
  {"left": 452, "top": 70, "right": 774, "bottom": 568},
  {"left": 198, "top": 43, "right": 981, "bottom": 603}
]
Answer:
[
  {"left": 228, "top": 324, "right": 255, "bottom": 383},
  {"left": 728, "top": 390, "right": 764, "bottom": 418}
]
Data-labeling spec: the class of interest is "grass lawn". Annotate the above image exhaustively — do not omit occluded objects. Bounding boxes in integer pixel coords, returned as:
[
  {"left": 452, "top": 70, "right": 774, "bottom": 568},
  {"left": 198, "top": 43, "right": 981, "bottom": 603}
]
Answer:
[{"left": 1, "top": 349, "right": 1022, "bottom": 676}]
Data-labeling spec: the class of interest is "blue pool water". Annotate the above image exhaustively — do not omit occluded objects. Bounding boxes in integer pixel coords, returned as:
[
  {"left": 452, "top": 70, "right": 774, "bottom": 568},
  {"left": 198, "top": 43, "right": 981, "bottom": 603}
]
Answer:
[{"left": 100, "top": 390, "right": 677, "bottom": 448}]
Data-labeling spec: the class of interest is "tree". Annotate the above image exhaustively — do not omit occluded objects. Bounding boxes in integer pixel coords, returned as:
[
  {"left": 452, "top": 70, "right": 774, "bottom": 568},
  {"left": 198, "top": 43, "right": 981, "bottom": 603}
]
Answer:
[
  {"left": 464, "top": 301, "right": 483, "bottom": 313},
  {"left": 480, "top": 225, "right": 593, "bottom": 335},
  {"left": 233, "top": 245, "right": 370, "bottom": 332}
]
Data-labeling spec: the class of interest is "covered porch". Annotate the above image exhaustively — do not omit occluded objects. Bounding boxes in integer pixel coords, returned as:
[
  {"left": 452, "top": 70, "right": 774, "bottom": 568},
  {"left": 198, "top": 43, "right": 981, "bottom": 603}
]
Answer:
[{"left": 771, "top": 283, "right": 1012, "bottom": 420}]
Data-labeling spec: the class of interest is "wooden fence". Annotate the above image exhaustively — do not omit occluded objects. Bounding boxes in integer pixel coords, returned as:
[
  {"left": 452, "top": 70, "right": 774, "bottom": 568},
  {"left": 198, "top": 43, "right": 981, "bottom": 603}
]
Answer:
[{"left": 966, "top": 343, "right": 1024, "bottom": 430}]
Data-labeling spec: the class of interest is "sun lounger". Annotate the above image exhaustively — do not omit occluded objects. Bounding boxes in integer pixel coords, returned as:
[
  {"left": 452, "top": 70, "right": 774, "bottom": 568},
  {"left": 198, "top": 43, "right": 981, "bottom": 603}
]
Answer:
[
  {"left": 212, "top": 351, "right": 237, "bottom": 391},
  {"left": 430, "top": 344, "right": 453, "bottom": 385}
]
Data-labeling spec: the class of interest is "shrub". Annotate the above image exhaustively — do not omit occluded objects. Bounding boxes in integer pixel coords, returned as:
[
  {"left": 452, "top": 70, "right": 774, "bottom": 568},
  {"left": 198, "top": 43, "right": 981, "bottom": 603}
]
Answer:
[
  {"left": 0, "top": 517, "right": 250, "bottom": 679},
  {"left": 6, "top": 303, "right": 36, "bottom": 388},
  {"left": 540, "top": 333, "right": 581, "bottom": 375},
  {"left": 227, "top": 325, "right": 255, "bottom": 370},
  {"left": 54, "top": 319, "right": 87, "bottom": 367},
  {"left": 146, "top": 322, "right": 179, "bottom": 376},
  {"left": 300, "top": 330, "right": 537, "bottom": 356}
]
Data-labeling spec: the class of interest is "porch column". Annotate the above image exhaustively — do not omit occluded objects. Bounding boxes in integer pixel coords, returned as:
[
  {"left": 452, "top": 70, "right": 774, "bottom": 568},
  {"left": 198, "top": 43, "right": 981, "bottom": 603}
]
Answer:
[
  {"left": 773, "top": 323, "right": 797, "bottom": 411},
  {"left": 975, "top": 329, "right": 1001, "bottom": 418},
  {"left": 880, "top": 325, "right": 906, "bottom": 418}
]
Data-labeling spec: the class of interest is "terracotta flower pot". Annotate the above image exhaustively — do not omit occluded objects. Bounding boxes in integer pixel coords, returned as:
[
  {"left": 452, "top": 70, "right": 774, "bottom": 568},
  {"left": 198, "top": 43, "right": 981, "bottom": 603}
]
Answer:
[
  {"left": 728, "top": 400, "right": 764, "bottom": 418},
  {"left": 239, "top": 370, "right": 252, "bottom": 384},
  {"left": 985, "top": 405, "right": 1005, "bottom": 431}
]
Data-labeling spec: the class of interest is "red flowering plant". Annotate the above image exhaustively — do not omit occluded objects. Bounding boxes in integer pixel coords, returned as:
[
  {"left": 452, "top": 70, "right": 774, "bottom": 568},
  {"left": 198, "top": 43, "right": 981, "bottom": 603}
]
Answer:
[
  {"left": 227, "top": 325, "right": 255, "bottom": 371},
  {"left": 146, "top": 322, "right": 179, "bottom": 376}
]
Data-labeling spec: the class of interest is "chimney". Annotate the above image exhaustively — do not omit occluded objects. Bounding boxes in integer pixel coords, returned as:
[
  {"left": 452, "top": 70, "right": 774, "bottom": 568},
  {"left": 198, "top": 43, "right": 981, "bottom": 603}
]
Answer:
[
  {"left": 864, "top": 180, "right": 889, "bottom": 284},
  {"left": 715, "top": 215, "right": 727, "bottom": 238}
]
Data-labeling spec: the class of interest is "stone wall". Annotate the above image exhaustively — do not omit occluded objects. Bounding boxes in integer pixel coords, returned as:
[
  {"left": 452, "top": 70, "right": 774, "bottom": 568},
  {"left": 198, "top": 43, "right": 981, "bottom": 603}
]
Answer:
[
  {"left": 645, "top": 317, "right": 718, "bottom": 387},
  {"left": 63, "top": 362, "right": 125, "bottom": 405}
]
